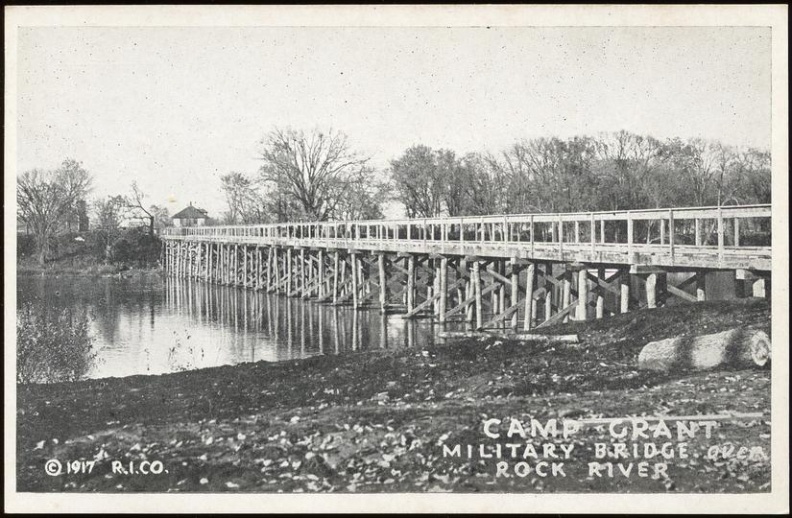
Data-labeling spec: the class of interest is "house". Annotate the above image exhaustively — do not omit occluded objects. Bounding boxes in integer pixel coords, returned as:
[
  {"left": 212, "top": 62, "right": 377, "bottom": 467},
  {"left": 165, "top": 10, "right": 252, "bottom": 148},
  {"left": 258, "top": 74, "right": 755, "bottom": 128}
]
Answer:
[{"left": 172, "top": 204, "right": 210, "bottom": 227}]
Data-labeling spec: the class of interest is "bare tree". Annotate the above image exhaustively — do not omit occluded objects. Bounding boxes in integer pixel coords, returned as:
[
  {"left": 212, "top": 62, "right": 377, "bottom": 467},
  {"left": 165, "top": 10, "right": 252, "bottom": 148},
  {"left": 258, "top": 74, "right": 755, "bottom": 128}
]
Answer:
[
  {"left": 258, "top": 128, "right": 372, "bottom": 221},
  {"left": 389, "top": 145, "right": 447, "bottom": 218},
  {"left": 220, "top": 172, "right": 268, "bottom": 223},
  {"left": 126, "top": 182, "right": 157, "bottom": 234},
  {"left": 17, "top": 159, "right": 92, "bottom": 264}
]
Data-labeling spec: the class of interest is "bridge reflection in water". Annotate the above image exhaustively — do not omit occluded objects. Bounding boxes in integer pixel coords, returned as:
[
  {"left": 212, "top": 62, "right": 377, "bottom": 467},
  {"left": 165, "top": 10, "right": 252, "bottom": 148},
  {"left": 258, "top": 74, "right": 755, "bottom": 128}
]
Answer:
[{"left": 163, "top": 278, "right": 441, "bottom": 363}]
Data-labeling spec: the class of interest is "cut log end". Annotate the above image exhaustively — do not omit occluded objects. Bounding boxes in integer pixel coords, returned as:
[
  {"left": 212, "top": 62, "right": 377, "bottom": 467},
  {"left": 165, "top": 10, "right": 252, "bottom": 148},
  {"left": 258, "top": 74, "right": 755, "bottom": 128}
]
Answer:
[
  {"left": 638, "top": 328, "right": 771, "bottom": 372},
  {"left": 747, "top": 330, "right": 771, "bottom": 367}
]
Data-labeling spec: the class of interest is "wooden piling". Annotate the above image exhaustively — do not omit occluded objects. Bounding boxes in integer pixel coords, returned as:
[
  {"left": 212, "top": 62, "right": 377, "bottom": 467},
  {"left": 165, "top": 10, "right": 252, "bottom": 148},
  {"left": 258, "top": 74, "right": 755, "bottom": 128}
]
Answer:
[
  {"left": 562, "top": 274, "right": 571, "bottom": 323},
  {"left": 524, "top": 262, "right": 535, "bottom": 331},
  {"left": 696, "top": 271, "right": 706, "bottom": 301},
  {"left": 510, "top": 258, "right": 519, "bottom": 329},
  {"left": 378, "top": 254, "right": 387, "bottom": 313},
  {"left": 646, "top": 273, "right": 657, "bottom": 309},
  {"left": 544, "top": 265, "right": 553, "bottom": 322},
  {"left": 577, "top": 267, "right": 589, "bottom": 321},
  {"left": 596, "top": 267, "right": 605, "bottom": 319},
  {"left": 407, "top": 255, "right": 415, "bottom": 313},
  {"left": 472, "top": 259, "right": 483, "bottom": 330},
  {"left": 351, "top": 252, "right": 359, "bottom": 309},
  {"left": 620, "top": 271, "right": 630, "bottom": 313},
  {"left": 439, "top": 257, "right": 448, "bottom": 323}
]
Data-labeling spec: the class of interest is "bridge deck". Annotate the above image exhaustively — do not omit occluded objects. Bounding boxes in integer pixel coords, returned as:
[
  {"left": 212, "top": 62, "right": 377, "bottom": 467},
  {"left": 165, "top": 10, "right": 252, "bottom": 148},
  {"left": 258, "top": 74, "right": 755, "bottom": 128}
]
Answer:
[{"left": 161, "top": 205, "right": 771, "bottom": 271}]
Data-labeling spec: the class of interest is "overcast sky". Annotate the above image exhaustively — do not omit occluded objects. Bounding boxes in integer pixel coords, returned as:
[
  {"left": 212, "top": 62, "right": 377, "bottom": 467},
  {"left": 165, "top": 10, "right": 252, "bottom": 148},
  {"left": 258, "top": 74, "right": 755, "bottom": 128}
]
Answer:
[{"left": 16, "top": 26, "right": 771, "bottom": 217}]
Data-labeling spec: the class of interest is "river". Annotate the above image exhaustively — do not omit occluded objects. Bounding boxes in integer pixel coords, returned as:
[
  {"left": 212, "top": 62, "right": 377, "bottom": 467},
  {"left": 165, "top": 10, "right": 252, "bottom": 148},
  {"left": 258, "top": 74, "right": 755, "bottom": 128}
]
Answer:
[
  {"left": 16, "top": 274, "right": 452, "bottom": 381},
  {"left": 16, "top": 269, "right": 739, "bottom": 382}
]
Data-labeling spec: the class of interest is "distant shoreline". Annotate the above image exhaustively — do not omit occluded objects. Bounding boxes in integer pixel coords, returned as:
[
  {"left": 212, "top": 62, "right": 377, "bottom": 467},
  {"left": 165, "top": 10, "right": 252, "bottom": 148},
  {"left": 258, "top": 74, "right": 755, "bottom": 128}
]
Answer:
[{"left": 16, "top": 262, "right": 163, "bottom": 278}]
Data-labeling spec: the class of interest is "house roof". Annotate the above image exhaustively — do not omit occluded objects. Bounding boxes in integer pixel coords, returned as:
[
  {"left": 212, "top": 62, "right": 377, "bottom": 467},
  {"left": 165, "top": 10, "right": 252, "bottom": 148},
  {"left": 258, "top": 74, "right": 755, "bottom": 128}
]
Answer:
[{"left": 172, "top": 205, "right": 209, "bottom": 219}]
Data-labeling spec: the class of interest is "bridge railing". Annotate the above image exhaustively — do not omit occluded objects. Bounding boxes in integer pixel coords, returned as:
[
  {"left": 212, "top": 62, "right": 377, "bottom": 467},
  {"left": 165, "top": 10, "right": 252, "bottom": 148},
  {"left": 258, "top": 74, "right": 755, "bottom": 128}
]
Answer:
[{"left": 162, "top": 205, "right": 771, "bottom": 264}]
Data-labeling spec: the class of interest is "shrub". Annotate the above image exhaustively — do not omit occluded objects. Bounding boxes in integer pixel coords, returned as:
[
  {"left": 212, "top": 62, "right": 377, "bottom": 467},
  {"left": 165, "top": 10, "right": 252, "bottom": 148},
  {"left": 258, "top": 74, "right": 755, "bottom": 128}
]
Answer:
[
  {"left": 17, "top": 234, "right": 37, "bottom": 258},
  {"left": 17, "top": 305, "right": 97, "bottom": 384},
  {"left": 110, "top": 228, "right": 161, "bottom": 267}
]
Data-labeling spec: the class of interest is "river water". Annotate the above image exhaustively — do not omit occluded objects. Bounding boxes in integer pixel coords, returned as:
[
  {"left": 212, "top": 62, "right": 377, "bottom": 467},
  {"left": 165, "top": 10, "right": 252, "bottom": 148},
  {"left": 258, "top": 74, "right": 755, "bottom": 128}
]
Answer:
[
  {"left": 16, "top": 270, "right": 738, "bottom": 382},
  {"left": 16, "top": 275, "right": 454, "bottom": 381}
]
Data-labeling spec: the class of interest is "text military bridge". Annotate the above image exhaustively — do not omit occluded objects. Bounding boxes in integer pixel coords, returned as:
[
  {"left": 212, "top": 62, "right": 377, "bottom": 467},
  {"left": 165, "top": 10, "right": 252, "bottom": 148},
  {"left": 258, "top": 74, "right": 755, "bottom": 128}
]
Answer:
[{"left": 161, "top": 204, "right": 772, "bottom": 330}]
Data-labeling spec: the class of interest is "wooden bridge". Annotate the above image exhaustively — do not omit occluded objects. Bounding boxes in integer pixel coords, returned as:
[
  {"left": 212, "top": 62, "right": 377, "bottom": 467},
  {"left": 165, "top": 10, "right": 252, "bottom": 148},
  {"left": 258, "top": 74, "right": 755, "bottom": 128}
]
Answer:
[{"left": 161, "top": 204, "right": 771, "bottom": 330}]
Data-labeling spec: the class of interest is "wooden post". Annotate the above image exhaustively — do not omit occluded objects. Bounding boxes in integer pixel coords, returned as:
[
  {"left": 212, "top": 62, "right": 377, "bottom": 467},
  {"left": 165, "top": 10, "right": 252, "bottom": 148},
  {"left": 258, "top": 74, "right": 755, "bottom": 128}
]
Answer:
[
  {"left": 530, "top": 215, "right": 535, "bottom": 257},
  {"left": 627, "top": 213, "right": 634, "bottom": 259},
  {"left": 378, "top": 254, "right": 387, "bottom": 313},
  {"left": 358, "top": 255, "right": 366, "bottom": 299},
  {"left": 753, "top": 278, "right": 766, "bottom": 298},
  {"left": 620, "top": 271, "right": 630, "bottom": 313},
  {"left": 562, "top": 273, "right": 571, "bottom": 323},
  {"left": 286, "top": 248, "right": 293, "bottom": 295},
  {"left": 669, "top": 209, "right": 675, "bottom": 263},
  {"left": 696, "top": 271, "right": 706, "bottom": 301},
  {"left": 407, "top": 255, "right": 415, "bottom": 313},
  {"left": 600, "top": 219, "right": 605, "bottom": 244},
  {"left": 734, "top": 218, "right": 740, "bottom": 247},
  {"left": 490, "top": 263, "right": 499, "bottom": 316},
  {"left": 558, "top": 217, "right": 564, "bottom": 256},
  {"left": 243, "top": 245, "right": 249, "bottom": 288},
  {"left": 234, "top": 245, "right": 239, "bottom": 286},
  {"left": 524, "top": 262, "right": 535, "bottom": 331},
  {"left": 646, "top": 273, "right": 657, "bottom": 309},
  {"left": 204, "top": 243, "right": 211, "bottom": 283},
  {"left": 318, "top": 250, "right": 325, "bottom": 298},
  {"left": 464, "top": 263, "right": 474, "bottom": 324},
  {"left": 332, "top": 251, "right": 340, "bottom": 304},
  {"left": 510, "top": 258, "right": 519, "bottom": 329},
  {"left": 596, "top": 267, "right": 605, "bottom": 319},
  {"left": 577, "top": 267, "right": 588, "bottom": 321},
  {"left": 439, "top": 257, "right": 448, "bottom": 323},
  {"left": 351, "top": 252, "right": 359, "bottom": 309},
  {"left": 407, "top": 255, "right": 415, "bottom": 312},
  {"left": 717, "top": 207, "right": 725, "bottom": 264},
  {"left": 299, "top": 248, "right": 306, "bottom": 297},
  {"left": 530, "top": 297, "right": 538, "bottom": 323},
  {"left": 695, "top": 218, "right": 702, "bottom": 247},
  {"left": 544, "top": 264, "right": 553, "bottom": 321},
  {"left": 498, "top": 260, "right": 506, "bottom": 320},
  {"left": 272, "top": 247, "right": 279, "bottom": 292},
  {"left": 472, "top": 260, "right": 483, "bottom": 329},
  {"left": 433, "top": 259, "right": 441, "bottom": 317}
]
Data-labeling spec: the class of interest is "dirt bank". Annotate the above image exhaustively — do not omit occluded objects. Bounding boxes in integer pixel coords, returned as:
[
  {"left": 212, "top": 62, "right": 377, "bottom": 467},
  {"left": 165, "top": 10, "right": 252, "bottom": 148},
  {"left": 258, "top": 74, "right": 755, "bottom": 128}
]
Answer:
[{"left": 17, "top": 298, "right": 771, "bottom": 493}]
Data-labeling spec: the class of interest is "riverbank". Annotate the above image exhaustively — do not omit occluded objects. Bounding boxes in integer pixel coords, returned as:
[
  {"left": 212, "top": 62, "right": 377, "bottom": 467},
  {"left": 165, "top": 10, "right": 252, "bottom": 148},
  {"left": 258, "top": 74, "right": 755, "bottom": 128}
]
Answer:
[
  {"left": 17, "top": 261, "right": 163, "bottom": 278},
  {"left": 17, "top": 298, "right": 771, "bottom": 493}
]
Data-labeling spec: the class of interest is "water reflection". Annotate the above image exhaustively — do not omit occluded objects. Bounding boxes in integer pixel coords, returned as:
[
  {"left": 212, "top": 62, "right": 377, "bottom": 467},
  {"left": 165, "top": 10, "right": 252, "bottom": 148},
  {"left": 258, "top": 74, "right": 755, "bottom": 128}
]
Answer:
[{"left": 17, "top": 275, "right": 450, "bottom": 381}]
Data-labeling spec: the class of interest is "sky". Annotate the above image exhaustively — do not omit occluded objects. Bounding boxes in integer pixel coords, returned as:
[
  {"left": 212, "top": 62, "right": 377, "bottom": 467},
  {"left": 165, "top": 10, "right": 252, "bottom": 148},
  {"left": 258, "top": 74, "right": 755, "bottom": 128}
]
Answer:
[{"left": 16, "top": 26, "right": 771, "bottom": 217}]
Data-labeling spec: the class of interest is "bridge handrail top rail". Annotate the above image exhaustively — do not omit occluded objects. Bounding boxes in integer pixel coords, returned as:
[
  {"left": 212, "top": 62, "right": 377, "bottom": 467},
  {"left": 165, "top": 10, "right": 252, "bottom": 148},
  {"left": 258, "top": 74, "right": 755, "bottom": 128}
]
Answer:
[{"left": 164, "top": 204, "right": 770, "bottom": 232}]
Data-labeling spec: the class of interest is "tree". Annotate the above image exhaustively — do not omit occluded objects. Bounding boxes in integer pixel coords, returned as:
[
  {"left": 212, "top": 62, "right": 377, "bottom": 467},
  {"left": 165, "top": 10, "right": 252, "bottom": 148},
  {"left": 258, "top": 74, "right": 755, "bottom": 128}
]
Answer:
[
  {"left": 332, "top": 167, "right": 389, "bottom": 221},
  {"left": 17, "top": 159, "right": 92, "bottom": 264},
  {"left": 258, "top": 128, "right": 374, "bottom": 221},
  {"left": 220, "top": 172, "right": 268, "bottom": 224},
  {"left": 126, "top": 182, "right": 156, "bottom": 234},
  {"left": 93, "top": 195, "right": 127, "bottom": 233},
  {"left": 149, "top": 205, "right": 172, "bottom": 229},
  {"left": 448, "top": 153, "right": 509, "bottom": 216},
  {"left": 389, "top": 145, "right": 447, "bottom": 218}
]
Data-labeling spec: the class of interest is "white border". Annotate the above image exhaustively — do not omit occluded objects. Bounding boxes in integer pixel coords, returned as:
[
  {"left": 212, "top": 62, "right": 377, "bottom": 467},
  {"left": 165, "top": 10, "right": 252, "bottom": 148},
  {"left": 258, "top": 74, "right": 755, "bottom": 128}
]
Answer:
[{"left": 4, "top": 4, "right": 788, "bottom": 514}]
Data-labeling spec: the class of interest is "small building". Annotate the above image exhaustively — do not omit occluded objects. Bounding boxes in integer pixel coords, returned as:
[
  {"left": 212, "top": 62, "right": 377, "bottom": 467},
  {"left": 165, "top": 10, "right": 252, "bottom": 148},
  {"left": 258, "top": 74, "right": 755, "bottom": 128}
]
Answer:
[{"left": 172, "top": 204, "right": 209, "bottom": 227}]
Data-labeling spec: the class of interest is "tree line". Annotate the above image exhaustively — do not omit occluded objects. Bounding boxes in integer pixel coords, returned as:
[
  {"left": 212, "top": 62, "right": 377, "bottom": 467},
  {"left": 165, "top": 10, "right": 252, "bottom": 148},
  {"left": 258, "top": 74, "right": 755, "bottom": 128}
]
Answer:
[
  {"left": 220, "top": 128, "right": 770, "bottom": 224},
  {"left": 17, "top": 159, "right": 168, "bottom": 265},
  {"left": 17, "top": 130, "right": 771, "bottom": 264}
]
